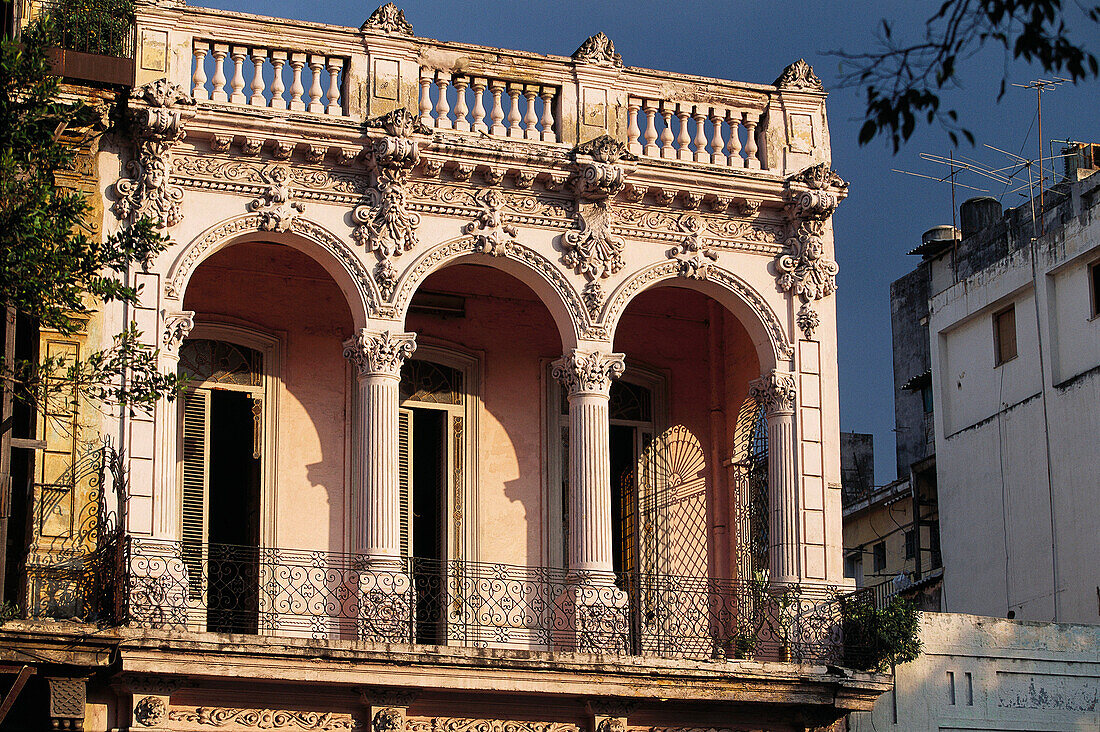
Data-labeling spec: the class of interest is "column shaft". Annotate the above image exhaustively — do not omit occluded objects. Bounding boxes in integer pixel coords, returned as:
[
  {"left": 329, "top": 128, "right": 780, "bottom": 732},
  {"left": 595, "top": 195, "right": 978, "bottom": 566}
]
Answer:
[
  {"left": 357, "top": 373, "right": 401, "bottom": 560},
  {"left": 767, "top": 412, "right": 799, "bottom": 583},
  {"left": 568, "top": 392, "right": 613, "bottom": 575}
]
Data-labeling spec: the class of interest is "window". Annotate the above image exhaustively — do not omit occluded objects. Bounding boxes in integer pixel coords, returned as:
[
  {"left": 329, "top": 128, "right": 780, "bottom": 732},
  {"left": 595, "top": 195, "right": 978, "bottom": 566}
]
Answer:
[
  {"left": 1090, "top": 261, "right": 1100, "bottom": 318},
  {"left": 872, "top": 541, "right": 886, "bottom": 573},
  {"left": 993, "top": 305, "right": 1017, "bottom": 366},
  {"left": 921, "top": 383, "right": 934, "bottom": 413},
  {"left": 904, "top": 530, "right": 916, "bottom": 560}
]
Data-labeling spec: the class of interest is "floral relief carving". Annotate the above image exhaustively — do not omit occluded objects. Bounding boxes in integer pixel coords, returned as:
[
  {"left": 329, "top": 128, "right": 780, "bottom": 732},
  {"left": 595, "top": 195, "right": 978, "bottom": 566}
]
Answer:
[
  {"left": 797, "top": 302, "right": 821, "bottom": 339},
  {"left": 571, "top": 32, "right": 623, "bottom": 67},
  {"left": 773, "top": 58, "right": 824, "bottom": 91},
  {"left": 372, "top": 708, "right": 405, "bottom": 732},
  {"left": 562, "top": 136, "right": 635, "bottom": 281},
  {"left": 375, "top": 260, "right": 398, "bottom": 299},
  {"left": 361, "top": 2, "right": 414, "bottom": 36},
  {"left": 749, "top": 369, "right": 797, "bottom": 416},
  {"left": 668, "top": 215, "right": 718, "bottom": 280},
  {"left": 562, "top": 203, "right": 623, "bottom": 280},
  {"left": 210, "top": 134, "right": 232, "bottom": 153},
  {"left": 463, "top": 189, "right": 518, "bottom": 256},
  {"left": 167, "top": 707, "right": 354, "bottom": 730},
  {"left": 113, "top": 79, "right": 196, "bottom": 228},
  {"left": 405, "top": 720, "right": 579, "bottom": 732},
  {"left": 343, "top": 330, "right": 417, "bottom": 378},
  {"left": 248, "top": 165, "right": 305, "bottom": 232},
  {"left": 551, "top": 349, "right": 625, "bottom": 396},
  {"left": 133, "top": 696, "right": 167, "bottom": 727},
  {"left": 582, "top": 281, "right": 604, "bottom": 319}
]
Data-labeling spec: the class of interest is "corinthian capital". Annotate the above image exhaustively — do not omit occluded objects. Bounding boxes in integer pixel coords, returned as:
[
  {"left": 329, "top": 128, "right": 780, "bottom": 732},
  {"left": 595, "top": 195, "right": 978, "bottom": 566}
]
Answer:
[
  {"left": 552, "top": 348, "right": 625, "bottom": 397},
  {"left": 749, "top": 369, "right": 797, "bottom": 416},
  {"left": 343, "top": 330, "right": 416, "bottom": 378}
]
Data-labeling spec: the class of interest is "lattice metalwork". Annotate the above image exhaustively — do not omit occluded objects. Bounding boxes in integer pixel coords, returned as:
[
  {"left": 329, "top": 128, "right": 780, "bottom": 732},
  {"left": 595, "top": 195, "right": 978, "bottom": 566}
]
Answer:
[
  {"left": 114, "top": 538, "right": 880, "bottom": 666},
  {"left": 732, "top": 398, "right": 768, "bottom": 581},
  {"left": 608, "top": 381, "right": 652, "bottom": 422},
  {"left": 179, "top": 339, "right": 262, "bottom": 388},
  {"left": 401, "top": 359, "right": 463, "bottom": 404}
]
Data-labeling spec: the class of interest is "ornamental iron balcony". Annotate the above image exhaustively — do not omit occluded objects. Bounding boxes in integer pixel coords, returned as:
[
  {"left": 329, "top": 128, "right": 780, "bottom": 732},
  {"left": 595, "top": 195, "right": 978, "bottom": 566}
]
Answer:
[{"left": 35, "top": 538, "right": 881, "bottom": 667}]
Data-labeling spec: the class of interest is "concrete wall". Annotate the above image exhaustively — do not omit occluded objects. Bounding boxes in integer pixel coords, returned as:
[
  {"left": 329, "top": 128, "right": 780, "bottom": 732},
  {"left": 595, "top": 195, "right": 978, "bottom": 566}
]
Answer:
[
  {"left": 929, "top": 172, "right": 1100, "bottom": 624},
  {"left": 849, "top": 612, "right": 1100, "bottom": 732},
  {"left": 890, "top": 263, "right": 933, "bottom": 479}
]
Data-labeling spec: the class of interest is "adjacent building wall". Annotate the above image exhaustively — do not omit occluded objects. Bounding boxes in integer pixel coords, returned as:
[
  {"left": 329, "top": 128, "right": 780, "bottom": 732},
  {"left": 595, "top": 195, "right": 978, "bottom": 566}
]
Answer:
[{"left": 849, "top": 612, "right": 1100, "bottom": 732}]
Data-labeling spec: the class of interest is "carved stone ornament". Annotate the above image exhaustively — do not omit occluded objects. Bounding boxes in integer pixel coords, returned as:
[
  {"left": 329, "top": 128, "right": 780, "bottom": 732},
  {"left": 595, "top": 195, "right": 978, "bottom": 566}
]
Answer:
[
  {"left": 773, "top": 58, "right": 824, "bottom": 91},
  {"left": 161, "top": 310, "right": 195, "bottom": 353},
  {"left": 405, "top": 720, "right": 579, "bottom": 732},
  {"left": 551, "top": 349, "right": 625, "bottom": 396},
  {"left": 563, "top": 203, "right": 623, "bottom": 280},
  {"left": 749, "top": 369, "right": 797, "bottom": 416},
  {"left": 249, "top": 165, "right": 305, "bottom": 232},
  {"left": 362, "top": 3, "right": 414, "bottom": 36},
  {"left": 354, "top": 109, "right": 429, "bottom": 259},
  {"left": 343, "top": 330, "right": 417, "bottom": 378},
  {"left": 797, "top": 302, "right": 821, "bottom": 339},
  {"left": 167, "top": 707, "right": 354, "bottom": 730},
  {"left": 571, "top": 32, "right": 623, "bottom": 68},
  {"left": 573, "top": 135, "right": 637, "bottom": 166},
  {"left": 582, "top": 281, "right": 604, "bottom": 318},
  {"left": 113, "top": 79, "right": 196, "bottom": 229},
  {"left": 47, "top": 677, "right": 86, "bottom": 726},
  {"left": 784, "top": 163, "right": 848, "bottom": 221},
  {"left": 375, "top": 260, "right": 398, "bottom": 299},
  {"left": 776, "top": 219, "right": 838, "bottom": 303},
  {"left": 464, "top": 189, "right": 518, "bottom": 256},
  {"left": 595, "top": 720, "right": 627, "bottom": 732},
  {"left": 372, "top": 707, "right": 405, "bottom": 732},
  {"left": 210, "top": 135, "right": 232, "bottom": 153},
  {"left": 133, "top": 696, "right": 168, "bottom": 727},
  {"left": 668, "top": 215, "right": 718, "bottom": 280}
]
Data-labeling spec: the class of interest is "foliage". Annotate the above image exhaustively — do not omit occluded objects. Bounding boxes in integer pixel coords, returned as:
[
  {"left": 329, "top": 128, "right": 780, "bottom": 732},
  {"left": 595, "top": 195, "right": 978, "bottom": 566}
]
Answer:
[
  {"left": 0, "top": 600, "right": 19, "bottom": 622},
  {"left": 842, "top": 595, "right": 923, "bottom": 672},
  {"left": 41, "top": 0, "right": 136, "bottom": 58},
  {"left": 832, "top": 1, "right": 1100, "bottom": 150},
  {"left": 0, "top": 20, "right": 180, "bottom": 410}
]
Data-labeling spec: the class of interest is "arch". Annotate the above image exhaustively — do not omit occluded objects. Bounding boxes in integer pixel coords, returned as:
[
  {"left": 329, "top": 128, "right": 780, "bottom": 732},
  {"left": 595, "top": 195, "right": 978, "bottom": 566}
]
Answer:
[
  {"left": 601, "top": 261, "right": 793, "bottom": 370},
  {"left": 391, "top": 236, "right": 587, "bottom": 347},
  {"left": 164, "top": 214, "right": 375, "bottom": 329}
]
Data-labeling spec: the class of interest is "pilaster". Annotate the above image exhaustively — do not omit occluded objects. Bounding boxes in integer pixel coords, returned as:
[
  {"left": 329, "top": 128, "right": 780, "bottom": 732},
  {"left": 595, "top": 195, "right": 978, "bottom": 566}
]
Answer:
[{"left": 750, "top": 368, "right": 800, "bottom": 584}]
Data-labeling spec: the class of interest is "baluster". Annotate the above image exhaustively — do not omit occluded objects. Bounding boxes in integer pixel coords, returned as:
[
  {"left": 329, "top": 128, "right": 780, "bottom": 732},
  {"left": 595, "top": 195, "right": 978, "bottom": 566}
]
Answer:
[
  {"left": 743, "top": 111, "right": 760, "bottom": 169},
  {"left": 693, "top": 105, "right": 708, "bottom": 163},
  {"left": 307, "top": 55, "right": 325, "bottom": 113},
  {"left": 229, "top": 46, "right": 247, "bottom": 104},
  {"left": 191, "top": 42, "right": 209, "bottom": 100},
  {"left": 506, "top": 83, "right": 523, "bottom": 137},
  {"left": 471, "top": 78, "right": 488, "bottom": 133},
  {"left": 725, "top": 109, "right": 741, "bottom": 166},
  {"left": 522, "top": 85, "right": 539, "bottom": 139},
  {"left": 626, "top": 98, "right": 641, "bottom": 156},
  {"left": 434, "top": 71, "right": 452, "bottom": 129},
  {"left": 643, "top": 100, "right": 659, "bottom": 157},
  {"left": 270, "top": 51, "right": 287, "bottom": 110},
  {"left": 249, "top": 48, "right": 268, "bottom": 106},
  {"left": 419, "top": 71, "right": 434, "bottom": 127},
  {"left": 709, "top": 107, "right": 726, "bottom": 165},
  {"left": 489, "top": 80, "right": 506, "bottom": 136},
  {"left": 540, "top": 87, "right": 556, "bottom": 142},
  {"left": 453, "top": 75, "right": 470, "bottom": 131},
  {"left": 326, "top": 57, "right": 343, "bottom": 114},
  {"left": 659, "top": 102, "right": 675, "bottom": 159},
  {"left": 288, "top": 53, "right": 306, "bottom": 111},
  {"left": 210, "top": 44, "right": 229, "bottom": 102},
  {"left": 676, "top": 103, "right": 692, "bottom": 160}
]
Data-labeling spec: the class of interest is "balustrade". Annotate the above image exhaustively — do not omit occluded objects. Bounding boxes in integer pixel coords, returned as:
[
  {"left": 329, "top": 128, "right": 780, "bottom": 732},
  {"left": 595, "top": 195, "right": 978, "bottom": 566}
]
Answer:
[
  {"left": 419, "top": 68, "right": 559, "bottom": 143},
  {"left": 191, "top": 40, "right": 350, "bottom": 116},
  {"left": 626, "top": 97, "right": 766, "bottom": 170}
]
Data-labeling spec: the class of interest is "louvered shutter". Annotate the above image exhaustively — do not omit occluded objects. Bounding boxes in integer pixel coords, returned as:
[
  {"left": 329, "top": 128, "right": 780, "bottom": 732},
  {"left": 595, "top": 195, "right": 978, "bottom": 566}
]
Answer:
[
  {"left": 398, "top": 408, "right": 413, "bottom": 558},
  {"left": 180, "top": 389, "right": 210, "bottom": 599}
]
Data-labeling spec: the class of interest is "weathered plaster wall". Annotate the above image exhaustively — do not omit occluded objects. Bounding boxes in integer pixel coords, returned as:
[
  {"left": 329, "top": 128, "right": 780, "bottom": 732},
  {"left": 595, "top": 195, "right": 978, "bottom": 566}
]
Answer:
[
  {"left": 849, "top": 612, "right": 1100, "bottom": 732},
  {"left": 183, "top": 241, "right": 354, "bottom": 553}
]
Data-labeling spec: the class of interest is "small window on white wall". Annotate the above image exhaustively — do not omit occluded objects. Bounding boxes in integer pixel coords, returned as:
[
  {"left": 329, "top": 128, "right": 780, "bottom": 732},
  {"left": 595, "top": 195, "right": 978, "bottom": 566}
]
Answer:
[
  {"left": 1090, "top": 261, "right": 1100, "bottom": 318},
  {"left": 993, "top": 305, "right": 1017, "bottom": 366}
]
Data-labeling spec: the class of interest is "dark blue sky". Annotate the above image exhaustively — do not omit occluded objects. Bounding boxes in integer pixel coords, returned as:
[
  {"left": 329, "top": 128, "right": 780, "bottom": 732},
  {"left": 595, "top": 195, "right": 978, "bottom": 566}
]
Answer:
[{"left": 195, "top": 1, "right": 1100, "bottom": 483}]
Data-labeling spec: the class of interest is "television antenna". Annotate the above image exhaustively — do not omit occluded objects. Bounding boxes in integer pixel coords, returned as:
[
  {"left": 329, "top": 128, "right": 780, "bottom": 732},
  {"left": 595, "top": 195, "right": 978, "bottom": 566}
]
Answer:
[{"left": 1011, "top": 77, "right": 1068, "bottom": 233}]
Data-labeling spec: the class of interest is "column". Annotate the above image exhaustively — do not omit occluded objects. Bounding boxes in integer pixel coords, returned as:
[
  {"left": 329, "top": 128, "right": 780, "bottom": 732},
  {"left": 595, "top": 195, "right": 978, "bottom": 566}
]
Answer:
[
  {"left": 343, "top": 328, "right": 416, "bottom": 643},
  {"left": 153, "top": 310, "right": 194, "bottom": 540},
  {"left": 342, "top": 328, "right": 416, "bottom": 566},
  {"left": 749, "top": 368, "right": 800, "bottom": 584},
  {"left": 551, "top": 348, "right": 625, "bottom": 581}
]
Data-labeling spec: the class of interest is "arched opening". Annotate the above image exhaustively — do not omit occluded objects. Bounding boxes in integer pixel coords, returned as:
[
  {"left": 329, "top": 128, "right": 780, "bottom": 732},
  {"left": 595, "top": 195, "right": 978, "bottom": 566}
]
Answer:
[{"left": 181, "top": 240, "right": 355, "bottom": 564}]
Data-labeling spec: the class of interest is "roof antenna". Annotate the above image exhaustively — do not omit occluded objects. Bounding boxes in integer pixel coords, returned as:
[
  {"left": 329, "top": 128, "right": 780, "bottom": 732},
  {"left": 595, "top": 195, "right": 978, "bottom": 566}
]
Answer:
[{"left": 1012, "top": 78, "right": 1067, "bottom": 235}]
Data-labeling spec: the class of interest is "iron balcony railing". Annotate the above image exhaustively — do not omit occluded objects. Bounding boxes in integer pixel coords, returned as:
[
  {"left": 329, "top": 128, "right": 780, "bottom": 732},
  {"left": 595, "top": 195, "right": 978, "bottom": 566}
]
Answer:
[
  {"left": 38, "top": 0, "right": 136, "bottom": 58},
  {"left": 30, "top": 537, "right": 882, "bottom": 667}
]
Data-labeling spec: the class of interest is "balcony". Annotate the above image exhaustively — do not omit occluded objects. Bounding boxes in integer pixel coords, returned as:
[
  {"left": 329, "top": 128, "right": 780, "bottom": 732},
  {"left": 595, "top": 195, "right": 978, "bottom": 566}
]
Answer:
[{"left": 35, "top": 0, "right": 137, "bottom": 86}]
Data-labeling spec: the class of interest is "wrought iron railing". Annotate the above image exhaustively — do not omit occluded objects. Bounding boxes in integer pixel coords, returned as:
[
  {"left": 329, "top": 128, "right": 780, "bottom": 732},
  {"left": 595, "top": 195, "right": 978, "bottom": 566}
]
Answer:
[
  {"left": 38, "top": 0, "right": 136, "bottom": 58},
  {"left": 105, "top": 538, "right": 880, "bottom": 667}
]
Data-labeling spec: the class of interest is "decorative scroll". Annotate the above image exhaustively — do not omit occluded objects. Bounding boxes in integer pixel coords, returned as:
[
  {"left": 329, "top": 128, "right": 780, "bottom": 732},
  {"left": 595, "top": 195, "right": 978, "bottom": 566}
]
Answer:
[
  {"left": 168, "top": 707, "right": 354, "bottom": 730},
  {"left": 571, "top": 32, "right": 623, "bottom": 67},
  {"left": 406, "top": 721, "right": 579, "bottom": 732},
  {"left": 562, "top": 136, "right": 636, "bottom": 281},
  {"left": 161, "top": 310, "right": 195, "bottom": 354},
  {"left": 773, "top": 59, "right": 824, "bottom": 91}
]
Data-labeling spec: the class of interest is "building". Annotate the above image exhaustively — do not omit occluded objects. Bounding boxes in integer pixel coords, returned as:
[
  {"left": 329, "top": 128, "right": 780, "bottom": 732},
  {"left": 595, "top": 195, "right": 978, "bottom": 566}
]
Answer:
[{"left": 0, "top": 2, "right": 890, "bottom": 730}]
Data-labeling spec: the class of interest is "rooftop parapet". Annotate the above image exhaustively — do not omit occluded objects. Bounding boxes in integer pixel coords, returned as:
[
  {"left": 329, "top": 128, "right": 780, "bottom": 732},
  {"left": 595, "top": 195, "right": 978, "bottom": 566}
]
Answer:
[{"left": 132, "top": 2, "right": 832, "bottom": 177}]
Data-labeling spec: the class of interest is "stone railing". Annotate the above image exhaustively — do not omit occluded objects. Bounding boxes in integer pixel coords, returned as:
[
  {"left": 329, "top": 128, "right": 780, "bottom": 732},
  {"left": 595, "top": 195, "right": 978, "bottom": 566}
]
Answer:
[
  {"left": 418, "top": 69, "right": 560, "bottom": 143},
  {"left": 626, "top": 98, "right": 765, "bottom": 169}
]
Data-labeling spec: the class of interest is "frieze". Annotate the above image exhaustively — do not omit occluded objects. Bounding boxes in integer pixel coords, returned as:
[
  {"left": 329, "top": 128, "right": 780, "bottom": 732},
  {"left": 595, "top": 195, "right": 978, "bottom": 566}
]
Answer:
[
  {"left": 167, "top": 707, "right": 354, "bottom": 730},
  {"left": 404, "top": 182, "right": 573, "bottom": 228},
  {"left": 614, "top": 207, "right": 783, "bottom": 253},
  {"left": 406, "top": 720, "right": 579, "bottom": 732},
  {"left": 172, "top": 155, "right": 367, "bottom": 199}
]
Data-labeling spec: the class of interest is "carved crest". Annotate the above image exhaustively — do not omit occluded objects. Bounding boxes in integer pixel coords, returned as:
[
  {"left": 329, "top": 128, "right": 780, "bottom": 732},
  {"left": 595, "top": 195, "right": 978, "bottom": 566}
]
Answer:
[
  {"left": 563, "top": 204, "right": 624, "bottom": 280},
  {"left": 572, "top": 135, "right": 637, "bottom": 164},
  {"left": 367, "top": 107, "right": 430, "bottom": 138},
  {"left": 784, "top": 164, "right": 848, "bottom": 221},
  {"left": 788, "top": 162, "right": 847, "bottom": 191},
  {"left": 133, "top": 78, "right": 196, "bottom": 110},
  {"left": 248, "top": 165, "right": 305, "bottom": 232},
  {"left": 362, "top": 3, "right": 414, "bottom": 35},
  {"left": 464, "top": 189, "right": 518, "bottom": 256},
  {"left": 572, "top": 32, "right": 623, "bottom": 68},
  {"left": 773, "top": 59, "right": 824, "bottom": 91}
]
